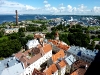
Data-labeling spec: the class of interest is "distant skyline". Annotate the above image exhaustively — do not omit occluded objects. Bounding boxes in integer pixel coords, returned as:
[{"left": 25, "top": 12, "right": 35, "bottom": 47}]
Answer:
[{"left": 0, "top": 0, "right": 100, "bottom": 15}]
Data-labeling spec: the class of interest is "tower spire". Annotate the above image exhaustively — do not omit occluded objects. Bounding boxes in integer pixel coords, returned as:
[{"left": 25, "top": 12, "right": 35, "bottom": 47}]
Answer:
[{"left": 55, "top": 31, "right": 59, "bottom": 40}]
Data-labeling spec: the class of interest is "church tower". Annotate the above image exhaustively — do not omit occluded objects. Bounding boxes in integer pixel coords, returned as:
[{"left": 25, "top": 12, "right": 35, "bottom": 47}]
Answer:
[{"left": 55, "top": 31, "right": 59, "bottom": 40}]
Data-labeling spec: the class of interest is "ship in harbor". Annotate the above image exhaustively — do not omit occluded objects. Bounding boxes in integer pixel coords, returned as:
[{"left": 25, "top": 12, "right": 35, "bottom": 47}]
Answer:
[{"left": 34, "top": 15, "right": 47, "bottom": 20}]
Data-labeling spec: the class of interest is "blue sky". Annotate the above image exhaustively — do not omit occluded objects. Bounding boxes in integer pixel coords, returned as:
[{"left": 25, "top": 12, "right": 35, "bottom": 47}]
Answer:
[{"left": 0, "top": 0, "right": 100, "bottom": 15}]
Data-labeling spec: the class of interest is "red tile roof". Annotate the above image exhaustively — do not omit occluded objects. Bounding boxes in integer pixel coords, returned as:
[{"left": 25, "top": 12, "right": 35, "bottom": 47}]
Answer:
[
  {"left": 52, "top": 50, "right": 65, "bottom": 62},
  {"left": 43, "top": 44, "right": 52, "bottom": 53},
  {"left": 48, "top": 40, "right": 70, "bottom": 50},
  {"left": 15, "top": 43, "right": 52, "bottom": 68},
  {"left": 58, "top": 60, "right": 66, "bottom": 68},
  {"left": 45, "top": 64, "right": 58, "bottom": 75},
  {"left": 34, "top": 33, "right": 45, "bottom": 39},
  {"left": 32, "top": 68, "right": 46, "bottom": 75}
]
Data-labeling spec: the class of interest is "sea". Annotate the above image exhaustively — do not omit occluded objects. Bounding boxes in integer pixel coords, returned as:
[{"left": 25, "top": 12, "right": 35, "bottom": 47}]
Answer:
[{"left": 0, "top": 14, "right": 97, "bottom": 24}]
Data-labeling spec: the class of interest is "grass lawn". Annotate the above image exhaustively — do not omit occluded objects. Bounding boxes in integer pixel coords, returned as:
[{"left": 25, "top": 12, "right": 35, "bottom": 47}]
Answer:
[
  {"left": 0, "top": 36, "right": 8, "bottom": 41},
  {"left": 61, "top": 32, "right": 69, "bottom": 34},
  {"left": 0, "top": 57, "right": 4, "bottom": 60},
  {"left": 93, "top": 38, "right": 100, "bottom": 41},
  {"left": 88, "top": 26, "right": 100, "bottom": 31}
]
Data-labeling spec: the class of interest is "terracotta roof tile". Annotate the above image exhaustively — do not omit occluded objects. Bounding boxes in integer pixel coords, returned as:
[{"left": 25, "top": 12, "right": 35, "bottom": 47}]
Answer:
[
  {"left": 45, "top": 64, "right": 58, "bottom": 75},
  {"left": 58, "top": 60, "right": 66, "bottom": 68},
  {"left": 32, "top": 68, "right": 46, "bottom": 75},
  {"left": 43, "top": 44, "right": 52, "bottom": 53},
  {"left": 15, "top": 46, "right": 44, "bottom": 68},
  {"left": 52, "top": 50, "right": 65, "bottom": 62},
  {"left": 15, "top": 51, "right": 23, "bottom": 59},
  {"left": 48, "top": 40, "right": 70, "bottom": 50},
  {"left": 34, "top": 33, "right": 45, "bottom": 39}
]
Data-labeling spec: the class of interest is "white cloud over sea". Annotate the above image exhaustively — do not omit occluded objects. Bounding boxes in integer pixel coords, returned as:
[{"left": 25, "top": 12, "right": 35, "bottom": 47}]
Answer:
[{"left": 0, "top": 0, "right": 100, "bottom": 15}]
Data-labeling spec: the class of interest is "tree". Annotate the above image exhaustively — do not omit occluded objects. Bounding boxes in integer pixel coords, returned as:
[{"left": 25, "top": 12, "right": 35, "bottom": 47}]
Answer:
[
  {"left": 95, "top": 44, "right": 100, "bottom": 50},
  {"left": 18, "top": 32, "right": 25, "bottom": 37},
  {"left": 19, "top": 28, "right": 25, "bottom": 32},
  {"left": 59, "top": 34, "right": 70, "bottom": 45},
  {"left": 68, "top": 32, "right": 90, "bottom": 47},
  {"left": 19, "top": 37, "right": 27, "bottom": 46},
  {"left": 0, "top": 39, "right": 21, "bottom": 57},
  {"left": 8, "top": 33, "right": 19, "bottom": 40},
  {"left": 25, "top": 35, "right": 33, "bottom": 41},
  {"left": 0, "top": 29, "right": 4, "bottom": 37},
  {"left": 91, "top": 35, "right": 96, "bottom": 39},
  {"left": 98, "top": 35, "right": 100, "bottom": 38}
]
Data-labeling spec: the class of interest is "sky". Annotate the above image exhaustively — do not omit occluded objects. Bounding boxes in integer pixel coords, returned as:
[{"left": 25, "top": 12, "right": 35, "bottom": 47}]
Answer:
[{"left": 0, "top": 0, "right": 100, "bottom": 15}]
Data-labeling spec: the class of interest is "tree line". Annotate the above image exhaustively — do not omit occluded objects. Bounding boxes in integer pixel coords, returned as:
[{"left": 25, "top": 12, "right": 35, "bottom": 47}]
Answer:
[{"left": 46, "top": 24, "right": 100, "bottom": 50}]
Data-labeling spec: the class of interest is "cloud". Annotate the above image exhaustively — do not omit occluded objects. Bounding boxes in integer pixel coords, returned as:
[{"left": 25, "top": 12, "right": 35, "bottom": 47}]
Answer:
[
  {"left": 93, "top": 6, "right": 100, "bottom": 13},
  {"left": 0, "top": 0, "right": 37, "bottom": 14},
  {"left": 45, "top": 4, "right": 51, "bottom": 8},
  {"left": 67, "top": 5, "right": 73, "bottom": 13},
  {"left": 44, "top": 0, "right": 48, "bottom": 4},
  {"left": 25, "top": 5, "right": 36, "bottom": 10},
  {"left": 0, "top": 0, "right": 100, "bottom": 15}
]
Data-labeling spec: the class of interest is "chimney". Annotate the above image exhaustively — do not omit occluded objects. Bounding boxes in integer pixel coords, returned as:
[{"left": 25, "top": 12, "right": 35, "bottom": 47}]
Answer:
[{"left": 15, "top": 10, "right": 18, "bottom": 26}]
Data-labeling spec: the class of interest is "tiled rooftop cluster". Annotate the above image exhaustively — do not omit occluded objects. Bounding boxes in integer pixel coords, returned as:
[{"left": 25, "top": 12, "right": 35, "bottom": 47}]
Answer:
[
  {"left": 32, "top": 48, "right": 76, "bottom": 75},
  {"left": 48, "top": 39, "right": 70, "bottom": 51},
  {"left": 32, "top": 49, "right": 69, "bottom": 75},
  {"left": 15, "top": 43, "right": 52, "bottom": 68},
  {"left": 0, "top": 32, "right": 98, "bottom": 75}
]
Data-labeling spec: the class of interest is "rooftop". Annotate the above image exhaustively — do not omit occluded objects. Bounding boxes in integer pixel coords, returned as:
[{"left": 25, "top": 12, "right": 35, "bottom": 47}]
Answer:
[
  {"left": 15, "top": 43, "right": 52, "bottom": 68},
  {"left": 26, "top": 39, "right": 39, "bottom": 49},
  {"left": 43, "top": 43, "right": 52, "bottom": 53},
  {"left": 70, "top": 68, "right": 86, "bottom": 75},
  {"left": 32, "top": 68, "right": 46, "bottom": 75},
  {"left": 72, "top": 60, "right": 90, "bottom": 71},
  {"left": 0, "top": 57, "right": 24, "bottom": 75},
  {"left": 52, "top": 49, "right": 65, "bottom": 63},
  {"left": 67, "top": 46, "right": 98, "bottom": 59},
  {"left": 48, "top": 40, "right": 70, "bottom": 51},
  {"left": 44, "top": 64, "right": 58, "bottom": 75},
  {"left": 34, "top": 33, "right": 45, "bottom": 39},
  {"left": 65, "top": 55, "right": 76, "bottom": 66},
  {"left": 58, "top": 60, "right": 66, "bottom": 68}
]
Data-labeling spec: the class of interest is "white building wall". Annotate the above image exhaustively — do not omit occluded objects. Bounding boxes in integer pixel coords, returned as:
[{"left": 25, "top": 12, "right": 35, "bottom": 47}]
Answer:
[
  {"left": 20, "top": 50, "right": 52, "bottom": 75},
  {"left": 5, "top": 28, "right": 19, "bottom": 34},
  {"left": 52, "top": 70, "right": 58, "bottom": 75},
  {"left": 61, "top": 66, "right": 66, "bottom": 75},
  {"left": 81, "top": 53, "right": 93, "bottom": 63}
]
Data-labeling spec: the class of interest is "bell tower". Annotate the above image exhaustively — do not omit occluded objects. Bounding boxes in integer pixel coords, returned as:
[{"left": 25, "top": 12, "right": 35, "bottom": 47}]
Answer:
[{"left": 55, "top": 31, "right": 59, "bottom": 40}]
